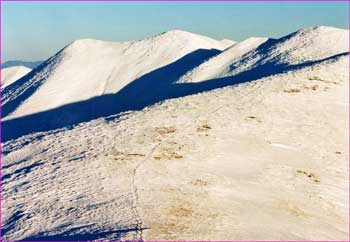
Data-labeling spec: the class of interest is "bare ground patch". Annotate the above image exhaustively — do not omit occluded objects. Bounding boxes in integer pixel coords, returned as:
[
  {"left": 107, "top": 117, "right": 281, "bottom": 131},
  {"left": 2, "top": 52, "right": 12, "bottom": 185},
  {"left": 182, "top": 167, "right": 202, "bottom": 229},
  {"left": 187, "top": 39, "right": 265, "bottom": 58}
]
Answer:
[
  {"left": 296, "top": 169, "right": 320, "bottom": 183},
  {"left": 308, "top": 76, "right": 338, "bottom": 84},
  {"left": 284, "top": 84, "right": 319, "bottom": 93},
  {"left": 155, "top": 126, "right": 177, "bottom": 135},
  {"left": 153, "top": 141, "right": 184, "bottom": 160}
]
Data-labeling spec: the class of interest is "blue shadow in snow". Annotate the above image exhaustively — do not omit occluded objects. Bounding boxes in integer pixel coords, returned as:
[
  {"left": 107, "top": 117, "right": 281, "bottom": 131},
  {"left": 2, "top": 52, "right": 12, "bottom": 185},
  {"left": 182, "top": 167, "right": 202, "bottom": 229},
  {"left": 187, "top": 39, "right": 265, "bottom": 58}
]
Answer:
[{"left": 2, "top": 48, "right": 348, "bottom": 142}]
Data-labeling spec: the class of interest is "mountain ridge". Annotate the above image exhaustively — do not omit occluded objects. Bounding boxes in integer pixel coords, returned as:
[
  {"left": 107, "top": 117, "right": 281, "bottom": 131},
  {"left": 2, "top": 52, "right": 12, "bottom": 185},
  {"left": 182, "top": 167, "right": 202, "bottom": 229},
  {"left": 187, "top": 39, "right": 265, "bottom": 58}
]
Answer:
[{"left": 2, "top": 26, "right": 348, "bottom": 142}]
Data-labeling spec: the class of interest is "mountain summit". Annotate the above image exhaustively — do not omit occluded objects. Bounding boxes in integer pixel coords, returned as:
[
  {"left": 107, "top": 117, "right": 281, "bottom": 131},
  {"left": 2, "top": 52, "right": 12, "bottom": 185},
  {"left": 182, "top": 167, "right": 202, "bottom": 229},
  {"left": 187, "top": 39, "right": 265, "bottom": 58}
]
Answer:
[{"left": 3, "top": 30, "right": 231, "bottom": 121}]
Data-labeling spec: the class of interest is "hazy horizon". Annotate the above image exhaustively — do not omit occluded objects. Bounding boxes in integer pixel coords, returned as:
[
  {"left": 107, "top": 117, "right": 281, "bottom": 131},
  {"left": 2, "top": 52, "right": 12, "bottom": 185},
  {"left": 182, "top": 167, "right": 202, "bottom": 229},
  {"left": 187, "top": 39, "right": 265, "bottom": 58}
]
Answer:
[{"left": 3, "top": 1, "right": 349, "bottom": 62}]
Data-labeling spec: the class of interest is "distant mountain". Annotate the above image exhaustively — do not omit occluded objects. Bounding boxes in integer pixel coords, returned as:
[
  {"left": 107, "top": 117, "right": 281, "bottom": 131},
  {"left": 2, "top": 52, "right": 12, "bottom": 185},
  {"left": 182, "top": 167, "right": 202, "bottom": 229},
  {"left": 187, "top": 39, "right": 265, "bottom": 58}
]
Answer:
[
  {"left": 2, "top": 60, "right": 43, "bottom": 69},
  {"left": 1, "top": 66, "right": 32, "bottom": 88}
]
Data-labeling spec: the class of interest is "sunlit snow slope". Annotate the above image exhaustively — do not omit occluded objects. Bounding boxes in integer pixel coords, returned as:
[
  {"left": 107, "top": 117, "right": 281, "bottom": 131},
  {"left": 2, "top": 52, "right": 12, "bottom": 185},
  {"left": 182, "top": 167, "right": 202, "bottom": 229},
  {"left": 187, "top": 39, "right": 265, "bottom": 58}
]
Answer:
[
  {"left": 1, "top": 66, "right": 31, "bottom": 88},
  {"left": 2, "top": 26, "right": 349, "bottom": 240},
  {"left": 3, "top": 30, "right": 231, "bottom": 120}
]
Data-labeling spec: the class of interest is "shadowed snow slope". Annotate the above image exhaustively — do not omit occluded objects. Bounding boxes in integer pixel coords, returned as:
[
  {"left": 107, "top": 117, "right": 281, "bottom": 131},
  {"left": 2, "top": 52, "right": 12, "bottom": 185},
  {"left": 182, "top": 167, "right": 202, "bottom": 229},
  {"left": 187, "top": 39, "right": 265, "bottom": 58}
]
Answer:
[
  {"left": 2, "top": 26, "right": 348, "bottom": 142},
  {"left": 216, "top": 26, "right": 349, "bottom": 79},
  {"left": 181, "top": 26, "right": 348, "bottom": 83},
  {"left": 2, "top": 52, "right": 349, "bottom": 240},
  {"left": 1, "top": 66, "right": 32, "bottom": 88},
  {"left": 2, "top": 30, "right": 229, "bottom": 120},
  {"left": 179, "top": 37, "right": 269, "bottom": 83}
]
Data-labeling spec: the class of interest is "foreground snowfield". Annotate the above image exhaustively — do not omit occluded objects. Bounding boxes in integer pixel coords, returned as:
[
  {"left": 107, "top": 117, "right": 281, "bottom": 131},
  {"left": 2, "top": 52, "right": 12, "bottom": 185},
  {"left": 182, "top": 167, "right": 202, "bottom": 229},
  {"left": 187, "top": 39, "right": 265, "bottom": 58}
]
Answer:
[{"left": 2, "top": 26, "right": 349, "bottom": 240}]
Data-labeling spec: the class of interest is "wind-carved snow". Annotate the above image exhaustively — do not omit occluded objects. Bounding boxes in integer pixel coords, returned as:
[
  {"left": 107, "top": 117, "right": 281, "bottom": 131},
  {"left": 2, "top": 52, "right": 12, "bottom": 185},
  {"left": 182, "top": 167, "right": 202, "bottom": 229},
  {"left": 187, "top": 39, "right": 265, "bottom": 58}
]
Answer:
[
  {"left": 1, "top": 66, "right": 31, "bottom": 88},
  {"left": 2, "top": 26, "right": 349, "bottom": 240}
]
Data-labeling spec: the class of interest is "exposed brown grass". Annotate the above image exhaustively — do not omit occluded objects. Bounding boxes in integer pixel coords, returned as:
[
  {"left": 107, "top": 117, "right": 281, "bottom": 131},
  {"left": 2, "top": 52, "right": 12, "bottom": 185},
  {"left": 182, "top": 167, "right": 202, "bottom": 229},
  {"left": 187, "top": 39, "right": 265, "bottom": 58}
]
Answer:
[
  {"left": 113, "top": 151, "right": 145, "bottom": 161},
  {"left": 284, "top": 84, "right": 319, "bottom": 93},
  {"left": 308, "top": 76, "right": 338, "bottom": 84},
  {"left": 154, "top": 151, "right": 183, "bottom": 160},
  {"left": 284, "top": 88, "right": 302, "bottom": 93},
  {"left": 297, "top": 169, "right": 320, "bottom": 183},
  {"left": 197, "top": 123, "right": 211, "bottom": 132},
  {"left": 155, "top": 126, "right": 177, "bottom": 135},
  {"left": 169, "top": 206, "right": 194, "bottom": 218},
  {"left": 191, "top": 179, "right": 208, "bottom": 186}
]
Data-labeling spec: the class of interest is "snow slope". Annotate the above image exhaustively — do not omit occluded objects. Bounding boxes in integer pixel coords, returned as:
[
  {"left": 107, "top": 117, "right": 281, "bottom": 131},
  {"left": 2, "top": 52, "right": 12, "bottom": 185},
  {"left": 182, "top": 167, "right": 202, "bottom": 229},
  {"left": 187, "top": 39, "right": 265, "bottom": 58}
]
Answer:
[
  {"left": 181, "top": 26, "right": 348, "bottom": 84},
  {"left": 2, "top": 26, "right": 349, "bottom": 240},
  {"left": 217, "top": 26, "right": 349, "bottom": 79},
  {"left": 2, "top": 52, "right": 348, "bottom": 240},
  {"left": 1, "top": 66, "right": 31, "bottom": 88},
  {"left": 2, "top": 30, "right": 230, "bottom": 120},
  {"left": 179, "top": 37, "right": 268, "bottom": 83}
]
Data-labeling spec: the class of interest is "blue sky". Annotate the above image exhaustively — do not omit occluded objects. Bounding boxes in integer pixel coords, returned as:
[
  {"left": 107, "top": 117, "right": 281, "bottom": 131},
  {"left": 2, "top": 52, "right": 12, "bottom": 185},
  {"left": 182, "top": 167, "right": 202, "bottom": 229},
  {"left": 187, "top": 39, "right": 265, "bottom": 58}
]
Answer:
[{"left": 2, "top": 1, "right": 349, "bottom": 62}]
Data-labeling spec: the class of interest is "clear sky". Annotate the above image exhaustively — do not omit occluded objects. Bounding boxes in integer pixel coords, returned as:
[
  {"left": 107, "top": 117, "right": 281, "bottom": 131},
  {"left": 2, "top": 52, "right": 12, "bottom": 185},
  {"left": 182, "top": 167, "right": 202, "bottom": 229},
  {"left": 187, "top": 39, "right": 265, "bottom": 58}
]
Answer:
[{"left": 2, "top": 1, "right": 349, "bottom": 62}]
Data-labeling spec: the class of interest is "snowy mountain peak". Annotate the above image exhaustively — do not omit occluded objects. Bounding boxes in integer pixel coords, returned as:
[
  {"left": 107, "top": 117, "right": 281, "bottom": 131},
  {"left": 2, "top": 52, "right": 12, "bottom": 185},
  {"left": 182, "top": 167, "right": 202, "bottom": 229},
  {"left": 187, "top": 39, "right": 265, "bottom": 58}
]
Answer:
[
  {"left": 68, "top": 38, "right": 107, "bottom": 47},
  {"left": 160, "top": 29, "right": 192, "bottom": 35},
  {"left": 229, "top": 37, "right": 268, "bottom": 49},
  {"left": 1, "top": 65, "right": 32, "bottom": 88},
  {"left": 148, "top": 29, "right": 234, "bottom": 50},
  {"left": 297, "top": 25, "right": 346, "bottom": 35},
  {"left": 2, "top": 29, "right": 229, "bottom": 122},
  {"left": 270, "top": 25, "right": 349, "bottom": 64},
  {"left": 280, "top": 25, "right": 348, "bottom": 45}
]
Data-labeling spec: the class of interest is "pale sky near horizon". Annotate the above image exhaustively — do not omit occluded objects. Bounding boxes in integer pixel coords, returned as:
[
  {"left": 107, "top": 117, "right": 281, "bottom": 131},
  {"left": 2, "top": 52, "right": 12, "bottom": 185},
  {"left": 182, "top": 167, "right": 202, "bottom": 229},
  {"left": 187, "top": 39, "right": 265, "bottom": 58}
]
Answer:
[{"left": 2, "top": 1, "right": 349, "bottom": 62}]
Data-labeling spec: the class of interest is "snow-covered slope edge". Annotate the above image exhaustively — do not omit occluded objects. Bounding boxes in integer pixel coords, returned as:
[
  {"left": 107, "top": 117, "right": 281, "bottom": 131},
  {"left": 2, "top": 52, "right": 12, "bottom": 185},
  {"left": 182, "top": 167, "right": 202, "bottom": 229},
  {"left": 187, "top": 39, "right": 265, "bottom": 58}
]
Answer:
[{"left": 1, "top": 66, "right": 32, "bottom": 88}]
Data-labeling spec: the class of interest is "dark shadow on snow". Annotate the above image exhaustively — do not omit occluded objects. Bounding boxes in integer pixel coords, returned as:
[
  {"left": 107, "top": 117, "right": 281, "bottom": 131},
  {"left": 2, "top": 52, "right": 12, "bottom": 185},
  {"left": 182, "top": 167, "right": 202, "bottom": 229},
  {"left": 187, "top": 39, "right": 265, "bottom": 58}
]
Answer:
[
  {"left": 2, "top": 49, "right": 348, "bottom": 142},
  {"left": 20, "top": 226, "right": 148, "bottom": 241},
  {"left": 2, "top": 49, "right": 66, "bottom": 118},
  {"left": 2, "top": 221, "right": 148, "bottom": 241}
]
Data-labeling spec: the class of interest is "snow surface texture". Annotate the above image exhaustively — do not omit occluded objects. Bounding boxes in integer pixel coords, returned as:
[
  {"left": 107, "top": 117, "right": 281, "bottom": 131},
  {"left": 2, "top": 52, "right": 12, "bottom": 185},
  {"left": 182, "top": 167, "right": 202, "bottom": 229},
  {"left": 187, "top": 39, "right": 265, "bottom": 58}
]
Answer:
[
  {"left": 2, "top": 26, "right": 349, "bottom": 240},
  {"left": 1, "top": 66, "right": 31, "bottom": 88}
]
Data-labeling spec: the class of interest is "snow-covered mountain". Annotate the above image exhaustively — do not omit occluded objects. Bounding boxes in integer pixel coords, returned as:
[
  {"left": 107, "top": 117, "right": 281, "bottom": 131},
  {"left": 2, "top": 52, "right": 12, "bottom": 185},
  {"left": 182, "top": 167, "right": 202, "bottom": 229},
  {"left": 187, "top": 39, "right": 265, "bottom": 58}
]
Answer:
[
  {"left": 179, "top": 37, "right": 269, "bottom": 83},
  {"left": 2, "top": 26, "right": 349, "bottom": 240},
  {"left": 3, "top": 30, "right": 231, "bottom": 120},
  {"left": 1, "top": 66, "right": 32, "bottom": 88},
  {"left": 2, "top": 30, "right": 234, "bottom": 141},
  {"left": 2, "top": 60, "right": 42, "bottom": 69},
  {"left": 180, "top": 26, "right": 348, "bottom": 83},
  {"left": 4, "top": 26, "right": 347, "bottom": 142}
]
